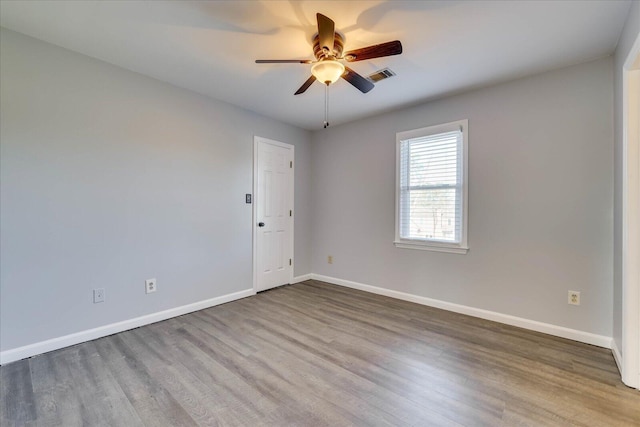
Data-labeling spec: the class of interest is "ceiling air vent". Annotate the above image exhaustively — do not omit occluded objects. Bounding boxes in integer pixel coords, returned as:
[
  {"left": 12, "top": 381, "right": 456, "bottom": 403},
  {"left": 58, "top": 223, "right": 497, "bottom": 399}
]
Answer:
[{"left": 367, "top": 68, "right": 396, "bottom": 83}]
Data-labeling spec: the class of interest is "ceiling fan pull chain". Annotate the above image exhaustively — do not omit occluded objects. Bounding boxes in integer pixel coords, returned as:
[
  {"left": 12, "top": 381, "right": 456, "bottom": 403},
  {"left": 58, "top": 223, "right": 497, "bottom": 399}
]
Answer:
[{"left": 324, "top": 84, "right": 329, "bottom": 128}]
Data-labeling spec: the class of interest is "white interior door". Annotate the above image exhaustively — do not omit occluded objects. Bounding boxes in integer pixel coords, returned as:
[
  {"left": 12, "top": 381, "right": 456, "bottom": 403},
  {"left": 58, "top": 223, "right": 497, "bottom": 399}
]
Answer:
[{"left": 254, "top": 137, "right": 293, "bottom": 292}]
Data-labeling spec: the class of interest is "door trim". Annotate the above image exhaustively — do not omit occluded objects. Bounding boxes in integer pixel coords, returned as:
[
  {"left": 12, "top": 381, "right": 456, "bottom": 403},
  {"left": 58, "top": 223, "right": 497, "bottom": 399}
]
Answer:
[
  {"left": 622, "top": 32, "right": 640, "bottom": 389},
  {"left": 252, "top": 136, "right": 294, "bottom": 293}
]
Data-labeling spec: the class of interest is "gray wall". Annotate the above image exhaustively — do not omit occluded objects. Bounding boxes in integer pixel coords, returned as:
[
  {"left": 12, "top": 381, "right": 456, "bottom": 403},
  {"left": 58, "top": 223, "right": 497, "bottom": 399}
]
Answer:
[
  {"left": 613, "top": 0, "right": 640, "bottom": 355},
  {"left": 0, "top": 28, "right": 311, "bottom": 352},
  {"left": 0, "top": 21, "right": 623, "bottom": 354},
  {"left": 311, "top": 57, "right": 614, "bottom": 336}
]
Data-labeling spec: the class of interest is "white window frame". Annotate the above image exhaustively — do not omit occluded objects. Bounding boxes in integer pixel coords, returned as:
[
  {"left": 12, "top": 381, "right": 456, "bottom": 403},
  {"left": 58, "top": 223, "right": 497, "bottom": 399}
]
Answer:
[{"left": 394, "top": 119, "right": 469, "bottom": 254}]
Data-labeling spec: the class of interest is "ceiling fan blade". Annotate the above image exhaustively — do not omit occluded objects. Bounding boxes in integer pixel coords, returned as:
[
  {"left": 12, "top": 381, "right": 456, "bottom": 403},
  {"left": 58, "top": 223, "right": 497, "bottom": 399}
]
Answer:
[
  {"left": 294, "top": 75, "right": 317, "bottom": 95},
  {"left": 317, "top": 13, "right": 335, "bottom": 55},
  {"left": 256, "top": 59, "right": 313, "bottom": 64},
  {"left": 343, "top": 40, "right": 403, "bottom": 62},
  {"left": 342, "top": 67, "right": 374, "bottom": 93}
]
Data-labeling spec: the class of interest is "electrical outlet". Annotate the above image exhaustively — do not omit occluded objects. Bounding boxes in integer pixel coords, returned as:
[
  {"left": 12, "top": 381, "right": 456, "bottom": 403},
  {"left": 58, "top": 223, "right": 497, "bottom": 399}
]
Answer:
[
  {"left": 93, "top": 288, "right": 105, "bottom": 303},
  {"left": 328, "top": 255, "right": 333, "bottom": 264},
  {"left": 568, "top": 290, "right": 580, "bottom": 306},
  {"left": 145, "top": 278, "right": 157, "bottom": 294}
]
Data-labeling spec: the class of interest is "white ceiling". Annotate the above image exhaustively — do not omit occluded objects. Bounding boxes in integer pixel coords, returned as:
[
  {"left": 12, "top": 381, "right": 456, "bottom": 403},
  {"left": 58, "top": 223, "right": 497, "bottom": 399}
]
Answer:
[{"left": 0, "top": 0, "right": 632, "bottom": 130}]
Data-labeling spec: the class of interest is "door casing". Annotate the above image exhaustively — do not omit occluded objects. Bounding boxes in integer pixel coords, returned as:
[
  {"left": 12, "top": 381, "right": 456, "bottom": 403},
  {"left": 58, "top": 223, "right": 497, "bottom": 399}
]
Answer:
[{"left": 621, "top": 32, "right": 640, "bottom": 389}]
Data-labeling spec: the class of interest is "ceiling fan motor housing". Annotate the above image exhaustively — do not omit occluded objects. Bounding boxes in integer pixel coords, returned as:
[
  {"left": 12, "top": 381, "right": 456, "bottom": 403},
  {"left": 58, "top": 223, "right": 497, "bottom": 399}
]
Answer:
[{"left": 313, "top": 32, "right": 344, "bottom": 60}]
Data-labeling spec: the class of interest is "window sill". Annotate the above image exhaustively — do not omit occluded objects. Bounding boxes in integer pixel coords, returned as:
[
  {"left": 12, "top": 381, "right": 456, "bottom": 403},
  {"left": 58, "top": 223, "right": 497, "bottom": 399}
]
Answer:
[{"left": 393, "top": 241, "right": 469, "bottom": 254}]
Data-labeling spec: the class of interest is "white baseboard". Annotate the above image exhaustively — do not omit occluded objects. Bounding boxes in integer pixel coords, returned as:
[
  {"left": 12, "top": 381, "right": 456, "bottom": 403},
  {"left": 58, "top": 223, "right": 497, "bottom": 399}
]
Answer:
[
  {"left": 292, "top": 273, "right": 312, "bottom": 283},
  {"left": 613, "top": 339, "right": 640, "bottom": 389},
  {"left": 2, "top": 274, "right": 615, "bottom": 364},
  {"left": 0, "top": 288, "right": 255, "bottom": 365},
  {"left": 311, "top": 274, "right": 612, "bottom": 349},
  {"left": 612, "top": 338, "right": 623, "bottom": 375}
]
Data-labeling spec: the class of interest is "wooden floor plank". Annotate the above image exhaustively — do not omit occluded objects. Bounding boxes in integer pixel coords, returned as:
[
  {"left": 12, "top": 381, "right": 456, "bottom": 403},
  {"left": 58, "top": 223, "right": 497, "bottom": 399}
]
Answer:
[
  {"left": 93, "top": 334, "right": 199, "bottom": 426},
  {"left": 56, "top": 341, "right": 144, "bottom": 427},
  {"left": 29, "top": 348, "right": 86, "bottom": 427},
  {"left": 1, "top": 359, "right": 37, "bottom": 427},
  {"left": 2, "top": 280, "right": 639, "bottom": 426}
]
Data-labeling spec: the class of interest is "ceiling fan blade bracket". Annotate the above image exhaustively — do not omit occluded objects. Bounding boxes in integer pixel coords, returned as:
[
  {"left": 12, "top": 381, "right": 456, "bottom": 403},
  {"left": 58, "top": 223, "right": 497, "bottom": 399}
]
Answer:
[
  {"left": 344, "top": 40, "right": 403, "bottom": 62},
  {"left": 317, "top": 13, "right": 335, "bottom": 56},
  {"left": 294, "top": 75, "right": 317, "bottom": 95},
  {"left": 342, "top": 66, "right": 374, "bottom": 93},
  {"left": 255, "top": 59, "right": 313, "bottom": 64}
]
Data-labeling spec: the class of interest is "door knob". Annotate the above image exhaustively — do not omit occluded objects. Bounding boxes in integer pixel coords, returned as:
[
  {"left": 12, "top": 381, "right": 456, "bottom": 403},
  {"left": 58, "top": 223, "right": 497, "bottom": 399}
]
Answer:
[{"left": 258, "top": 222, "right": 265, "bottom": 227}]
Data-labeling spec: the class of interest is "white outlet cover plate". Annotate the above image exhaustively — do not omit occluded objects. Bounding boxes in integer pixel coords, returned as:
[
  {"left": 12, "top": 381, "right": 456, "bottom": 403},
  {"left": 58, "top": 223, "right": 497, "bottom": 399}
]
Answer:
[
  {"left": 568, "top": 291, "right": 580, "bottom": 305},
  {"left": 145, "top": 278, "right": 157, "bottom": 294}
]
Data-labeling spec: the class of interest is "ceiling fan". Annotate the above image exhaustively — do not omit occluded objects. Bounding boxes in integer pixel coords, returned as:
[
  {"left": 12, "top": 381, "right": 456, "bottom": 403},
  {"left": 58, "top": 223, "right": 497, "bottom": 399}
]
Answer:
[{"left": 256, "top": 13, "right": 402, "bottom": 127}]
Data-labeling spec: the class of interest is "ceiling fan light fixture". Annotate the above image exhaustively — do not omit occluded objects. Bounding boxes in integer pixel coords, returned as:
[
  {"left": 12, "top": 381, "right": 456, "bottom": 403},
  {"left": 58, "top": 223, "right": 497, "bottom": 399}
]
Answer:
[{"left": 311, "top": 60, "right": 345, "bottom": 85}]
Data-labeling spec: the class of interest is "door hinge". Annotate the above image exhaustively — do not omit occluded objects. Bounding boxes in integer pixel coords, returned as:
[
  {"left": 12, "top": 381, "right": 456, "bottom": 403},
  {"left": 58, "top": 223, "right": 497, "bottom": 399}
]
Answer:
[
  {"left": 289, "top": 259, "right": 292, "bottom": 266},
  {"left": 289, "top": 210, "right": 292, "bottom": 217},
  {"left": 290, "top": 161, "right": 293, "bottom": 168}
]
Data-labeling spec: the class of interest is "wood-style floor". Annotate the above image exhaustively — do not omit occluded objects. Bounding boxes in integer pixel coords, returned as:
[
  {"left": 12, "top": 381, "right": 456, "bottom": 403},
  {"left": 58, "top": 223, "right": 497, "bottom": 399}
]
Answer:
[{"left": 2, "top": 280, "right": 639, "bottom": 426}]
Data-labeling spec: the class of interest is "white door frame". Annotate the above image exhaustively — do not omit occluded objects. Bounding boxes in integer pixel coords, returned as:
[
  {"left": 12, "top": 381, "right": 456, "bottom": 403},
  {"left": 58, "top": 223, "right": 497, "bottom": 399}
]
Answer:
[
  {"left": 252, "top": 136, "right": 294, "bottom": 292},
  {"left": 622, "top": 32, "right": 640, "bottom": 389}
]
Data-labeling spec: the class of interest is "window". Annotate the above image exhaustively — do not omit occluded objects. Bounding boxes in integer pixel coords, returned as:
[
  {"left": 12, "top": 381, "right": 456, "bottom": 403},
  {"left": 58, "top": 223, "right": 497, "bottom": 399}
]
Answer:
[{"left": 395, "top": 119, "right": 468, "bottom": 254}]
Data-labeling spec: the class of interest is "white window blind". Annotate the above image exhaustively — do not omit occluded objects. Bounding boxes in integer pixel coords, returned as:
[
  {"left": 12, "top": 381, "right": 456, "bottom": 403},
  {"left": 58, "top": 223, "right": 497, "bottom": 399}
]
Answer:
[{"left": 395, "top": 120, "right": 468, "bottom": 253}]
